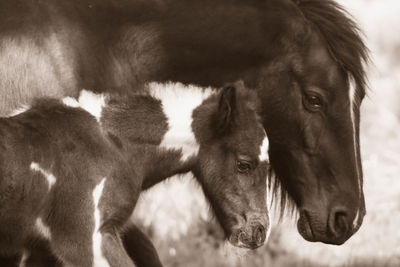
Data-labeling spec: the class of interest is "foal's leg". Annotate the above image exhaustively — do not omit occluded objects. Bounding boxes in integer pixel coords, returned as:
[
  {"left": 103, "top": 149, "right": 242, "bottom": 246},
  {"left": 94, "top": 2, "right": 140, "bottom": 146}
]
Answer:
[
  {"left": 101, "top": 228, "right": 136, "bottom": 267},
  {"left": 0, "top": 255, "right": 20, "bottom": 267},
  {"left": 122, "top": 224, "right": 163, "bottom": 267},
  {"left": 20, "top": 224, "right": 161, "bottom": 267},
  {"left": 24, "top": 239, "right": 60, "bottom": 267}
]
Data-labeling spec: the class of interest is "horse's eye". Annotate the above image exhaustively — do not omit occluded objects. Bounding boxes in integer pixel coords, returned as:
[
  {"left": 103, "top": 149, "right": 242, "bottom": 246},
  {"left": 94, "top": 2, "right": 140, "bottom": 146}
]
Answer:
[
  {"left": 237, "top": 160, "right": 251, "bottom": 174},
  {"left": 304, "top": 93, "right": 323, "bottom": 111}
]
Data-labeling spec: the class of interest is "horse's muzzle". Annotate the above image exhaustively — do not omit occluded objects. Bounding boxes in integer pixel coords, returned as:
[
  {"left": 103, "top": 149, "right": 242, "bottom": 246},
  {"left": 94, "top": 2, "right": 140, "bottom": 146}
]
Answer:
[{"left": 298, "top": 207, "right": 365, "bottom": 245}]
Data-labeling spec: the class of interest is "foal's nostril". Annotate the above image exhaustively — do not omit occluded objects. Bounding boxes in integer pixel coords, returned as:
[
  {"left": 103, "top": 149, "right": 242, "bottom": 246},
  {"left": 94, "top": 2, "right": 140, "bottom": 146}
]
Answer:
[
  {"left": 238, "top": 231, "right": 248, "bottom": 244},
  {"left": 236, "top": 224, "right": 266, "bottom": 248},
  {"left": 329, "top": 207, "right": 350, "bottom": 239},
  {"left": 252, "top": 224, "right": 266, "bottom": 245}
]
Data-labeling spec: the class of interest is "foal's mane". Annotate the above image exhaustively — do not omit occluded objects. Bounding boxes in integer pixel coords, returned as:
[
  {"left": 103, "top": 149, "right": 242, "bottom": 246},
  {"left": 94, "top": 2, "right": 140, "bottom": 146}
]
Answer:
[{"left": 295, "top": 0, "right": 369, "bottom": 98}]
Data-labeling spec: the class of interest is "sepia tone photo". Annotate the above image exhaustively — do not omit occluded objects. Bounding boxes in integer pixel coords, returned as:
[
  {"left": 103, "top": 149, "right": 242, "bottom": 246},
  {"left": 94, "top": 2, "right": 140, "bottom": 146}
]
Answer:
[{"left": 0, "top": 0, "right": 398, "bottom": 266}]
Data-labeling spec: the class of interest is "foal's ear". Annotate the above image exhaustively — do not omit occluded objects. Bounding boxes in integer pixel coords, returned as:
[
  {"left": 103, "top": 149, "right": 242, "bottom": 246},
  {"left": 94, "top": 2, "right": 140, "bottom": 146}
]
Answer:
[{"left": 214, "top": 85, "right": 237, "bottom": 136}]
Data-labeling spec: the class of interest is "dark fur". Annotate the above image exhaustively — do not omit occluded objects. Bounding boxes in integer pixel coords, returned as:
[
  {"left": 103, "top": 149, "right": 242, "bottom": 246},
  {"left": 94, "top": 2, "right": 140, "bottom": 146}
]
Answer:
[
  {"left": 0, "top": 85, "right": 269, "bottom": 265},
  {"left": 0, "top": 0, "right": 368, "bottom": 259}
]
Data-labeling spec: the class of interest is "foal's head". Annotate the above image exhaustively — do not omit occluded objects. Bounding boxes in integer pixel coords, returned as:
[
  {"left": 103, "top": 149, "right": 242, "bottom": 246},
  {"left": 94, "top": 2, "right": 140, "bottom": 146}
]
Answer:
[{"left": 192, "top": 84, "right": 270, "bottom": 249}]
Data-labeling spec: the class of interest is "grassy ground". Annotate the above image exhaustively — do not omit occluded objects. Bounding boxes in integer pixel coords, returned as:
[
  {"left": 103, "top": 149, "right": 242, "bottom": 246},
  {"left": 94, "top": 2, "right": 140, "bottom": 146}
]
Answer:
[{"left": 133, "top": 1, "right": 400, "bottom": 266}]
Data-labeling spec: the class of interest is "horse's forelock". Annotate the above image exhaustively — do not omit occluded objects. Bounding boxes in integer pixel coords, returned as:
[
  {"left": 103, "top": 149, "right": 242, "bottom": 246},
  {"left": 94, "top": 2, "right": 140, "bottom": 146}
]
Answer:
[{"left": 294, "top": 0, "right": 369, "bottom": 97}]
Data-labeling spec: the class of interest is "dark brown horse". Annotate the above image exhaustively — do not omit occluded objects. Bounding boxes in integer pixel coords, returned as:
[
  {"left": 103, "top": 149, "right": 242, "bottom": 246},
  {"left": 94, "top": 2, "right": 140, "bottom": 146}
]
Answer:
[{"left": 0, "top": 0, "right": 368, "bottom": 265}]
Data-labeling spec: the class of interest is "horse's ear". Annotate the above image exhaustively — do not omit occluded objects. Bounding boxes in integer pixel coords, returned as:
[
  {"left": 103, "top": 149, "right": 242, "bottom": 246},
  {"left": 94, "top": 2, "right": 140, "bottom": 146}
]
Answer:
[{"left": 214, "top": 85, "right": 237, "bottom": 136}]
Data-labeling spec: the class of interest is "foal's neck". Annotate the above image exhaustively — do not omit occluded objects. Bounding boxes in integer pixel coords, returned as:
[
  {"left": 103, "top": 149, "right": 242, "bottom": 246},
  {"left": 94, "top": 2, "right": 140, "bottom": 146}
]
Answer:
[
  {"left": 79, "top": 83, "right": 217, "bottom": 188},
  {"left": 148, "top": 82, "right": 216, "bottom": 160}
]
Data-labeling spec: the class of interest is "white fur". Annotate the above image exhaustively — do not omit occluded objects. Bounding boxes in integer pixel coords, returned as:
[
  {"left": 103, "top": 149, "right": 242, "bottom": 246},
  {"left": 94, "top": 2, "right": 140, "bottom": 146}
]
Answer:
[
  {"left": 0, "top": 33, "right": 78, "bottom": 117},
  {"left": 78, "top": 90, "right": 106, "bottom": 122},
  {"left": 30, "top": 162, "right": 56, "bottom": 190},
  {"left": 7, "top": 105, "right": 29, "bottom": 117},
  {"left": 259, "top": 132, "right": 272, "bottom": 240},
  {"left": 62, "top": 96, "right": 80, "bottom": 108},
  {"left": 92, "top": 178, "right": 110, "bottom": 267},
  {"left": 148, "top": 82, "right": 215, "bottom": 162},
  {"left": 353, "top": 209, "right": 360, "bottom": 229},
  {"left": 349, "top": 79, "right": 362, "bottom": 228},
  {"left": 258, "top": 134, "right": 269, "bottom": 162},
  {"left": 61, "top": 90, "right": 106, "bottom": 122},
  {"left": 18, "top": 251, "right": 29, "bottom": 267},
  {"left": 265, "top": 177, "right": 276, "bottom": 243},
  {"left": 265, "top": 207, "right": 273, "bottom": 243},
  {"left": 35, "top": 217, "right": 51, "bottom": 239}
]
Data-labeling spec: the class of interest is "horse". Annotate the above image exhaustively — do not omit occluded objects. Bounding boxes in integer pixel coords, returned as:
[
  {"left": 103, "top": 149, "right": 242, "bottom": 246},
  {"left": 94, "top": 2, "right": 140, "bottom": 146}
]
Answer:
[
  {"left": 0, "top": 83, "right": 271, "bottom": 266},
  {"left": 0, "top": 0, "right": 368, "bottom": 251}
]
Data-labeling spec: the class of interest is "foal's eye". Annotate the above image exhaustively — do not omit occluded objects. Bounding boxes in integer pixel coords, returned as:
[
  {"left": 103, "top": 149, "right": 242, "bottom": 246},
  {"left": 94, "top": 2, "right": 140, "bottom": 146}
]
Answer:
[
  {"left": 237, "top": 160, "right": 251, "bottom": 174},
  {"left": 304, "top": 93, "right": 323, "bottom": 111}
]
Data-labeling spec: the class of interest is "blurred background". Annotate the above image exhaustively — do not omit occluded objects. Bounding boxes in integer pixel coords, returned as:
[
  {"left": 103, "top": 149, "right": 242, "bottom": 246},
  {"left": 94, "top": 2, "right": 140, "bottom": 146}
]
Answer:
[{"left": 133, "top": 1, "right": 400, "bottom": 266}]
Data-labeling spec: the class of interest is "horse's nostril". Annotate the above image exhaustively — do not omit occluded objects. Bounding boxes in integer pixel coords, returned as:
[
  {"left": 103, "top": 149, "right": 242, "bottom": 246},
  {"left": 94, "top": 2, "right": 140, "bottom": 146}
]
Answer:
[
  {"left": 329, "top": 208, "right": 350, "bottom": 239},
  {"left": 252, "top": 224, "right": 266, "bottom": 245}
]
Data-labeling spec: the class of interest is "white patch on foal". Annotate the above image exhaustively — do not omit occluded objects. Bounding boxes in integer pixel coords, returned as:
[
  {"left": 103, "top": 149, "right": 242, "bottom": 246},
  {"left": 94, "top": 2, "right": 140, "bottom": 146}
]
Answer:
[
  {"left": 35, "top": 217, "right": 51, "bottom": 240},
  {"left": 30, "top": 162, "right": 56, "bottom": 190},
  {"left": 258, "top": 134, "right": 269, "bottom": 162},
  {"left": 92, "top": 178, "right": 110, "bottom": 267},
  {"left": 62, "top": 90, "right": 106, "bottom": 122},
  {"left": 148, "top": 82, "right": 215, "bottom": 162},
  {"left": 78, "top": 90, "right": 106, "bottom": 122},
  {"left": 62, "top": 96, "right": 80, "bottom": 108}
]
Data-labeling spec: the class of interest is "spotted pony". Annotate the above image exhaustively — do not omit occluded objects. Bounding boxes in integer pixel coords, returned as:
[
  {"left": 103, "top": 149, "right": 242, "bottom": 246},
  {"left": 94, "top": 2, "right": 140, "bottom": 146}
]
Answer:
[{"left": 0, "top": 83, "right": 270, "bottom": 266}]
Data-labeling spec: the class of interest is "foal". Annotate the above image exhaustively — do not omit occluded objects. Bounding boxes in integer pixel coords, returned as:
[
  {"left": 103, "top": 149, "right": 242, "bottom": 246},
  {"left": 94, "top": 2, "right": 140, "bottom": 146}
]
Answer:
[{"left": 0, "top": 83, "right": 270, "bottom": 266}]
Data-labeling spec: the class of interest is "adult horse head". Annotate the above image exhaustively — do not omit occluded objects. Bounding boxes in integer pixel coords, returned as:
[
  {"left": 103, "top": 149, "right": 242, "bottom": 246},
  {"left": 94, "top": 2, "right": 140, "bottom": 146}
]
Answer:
[{"left": 255, "top": 0, "right": 368, "bottom": 244}]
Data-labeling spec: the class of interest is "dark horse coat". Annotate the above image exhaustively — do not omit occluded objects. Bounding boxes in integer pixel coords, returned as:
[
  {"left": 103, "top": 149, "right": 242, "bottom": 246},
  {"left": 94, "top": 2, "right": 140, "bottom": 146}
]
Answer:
[
  {"left": 0, "top": 84, "right": 270, "bottom": 266},
  {"left": 0, "top": 0, "right": 369, "bottom": 265}
]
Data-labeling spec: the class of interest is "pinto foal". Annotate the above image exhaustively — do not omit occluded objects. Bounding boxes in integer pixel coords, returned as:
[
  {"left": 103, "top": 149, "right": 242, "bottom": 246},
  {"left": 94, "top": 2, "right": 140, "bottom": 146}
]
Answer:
[{"left": 0, "top": 83, "right": 270, "bottom": 266}]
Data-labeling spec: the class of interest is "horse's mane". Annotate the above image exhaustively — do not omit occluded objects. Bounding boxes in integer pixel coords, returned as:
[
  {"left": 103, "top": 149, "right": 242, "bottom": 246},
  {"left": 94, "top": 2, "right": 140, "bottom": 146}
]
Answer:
[{"left": 296, "top": 0, "right": 369, "bottom": 97}]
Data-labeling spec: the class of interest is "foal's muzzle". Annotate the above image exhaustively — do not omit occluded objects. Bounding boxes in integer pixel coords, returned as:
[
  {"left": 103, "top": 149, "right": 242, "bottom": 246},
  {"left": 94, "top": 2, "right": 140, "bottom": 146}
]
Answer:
[{"left": 229, "top": 221, "right": 268, "bottom": 249}]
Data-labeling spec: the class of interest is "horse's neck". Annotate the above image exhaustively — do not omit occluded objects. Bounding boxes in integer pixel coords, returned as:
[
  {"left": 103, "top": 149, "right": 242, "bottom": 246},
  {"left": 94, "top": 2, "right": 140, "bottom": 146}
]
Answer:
[
  {"left": 77, "top": 84, "right": 217, "bottom": 188},
  {"left": 102, "top": 1, "right": 286, "bottom": 88}
]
